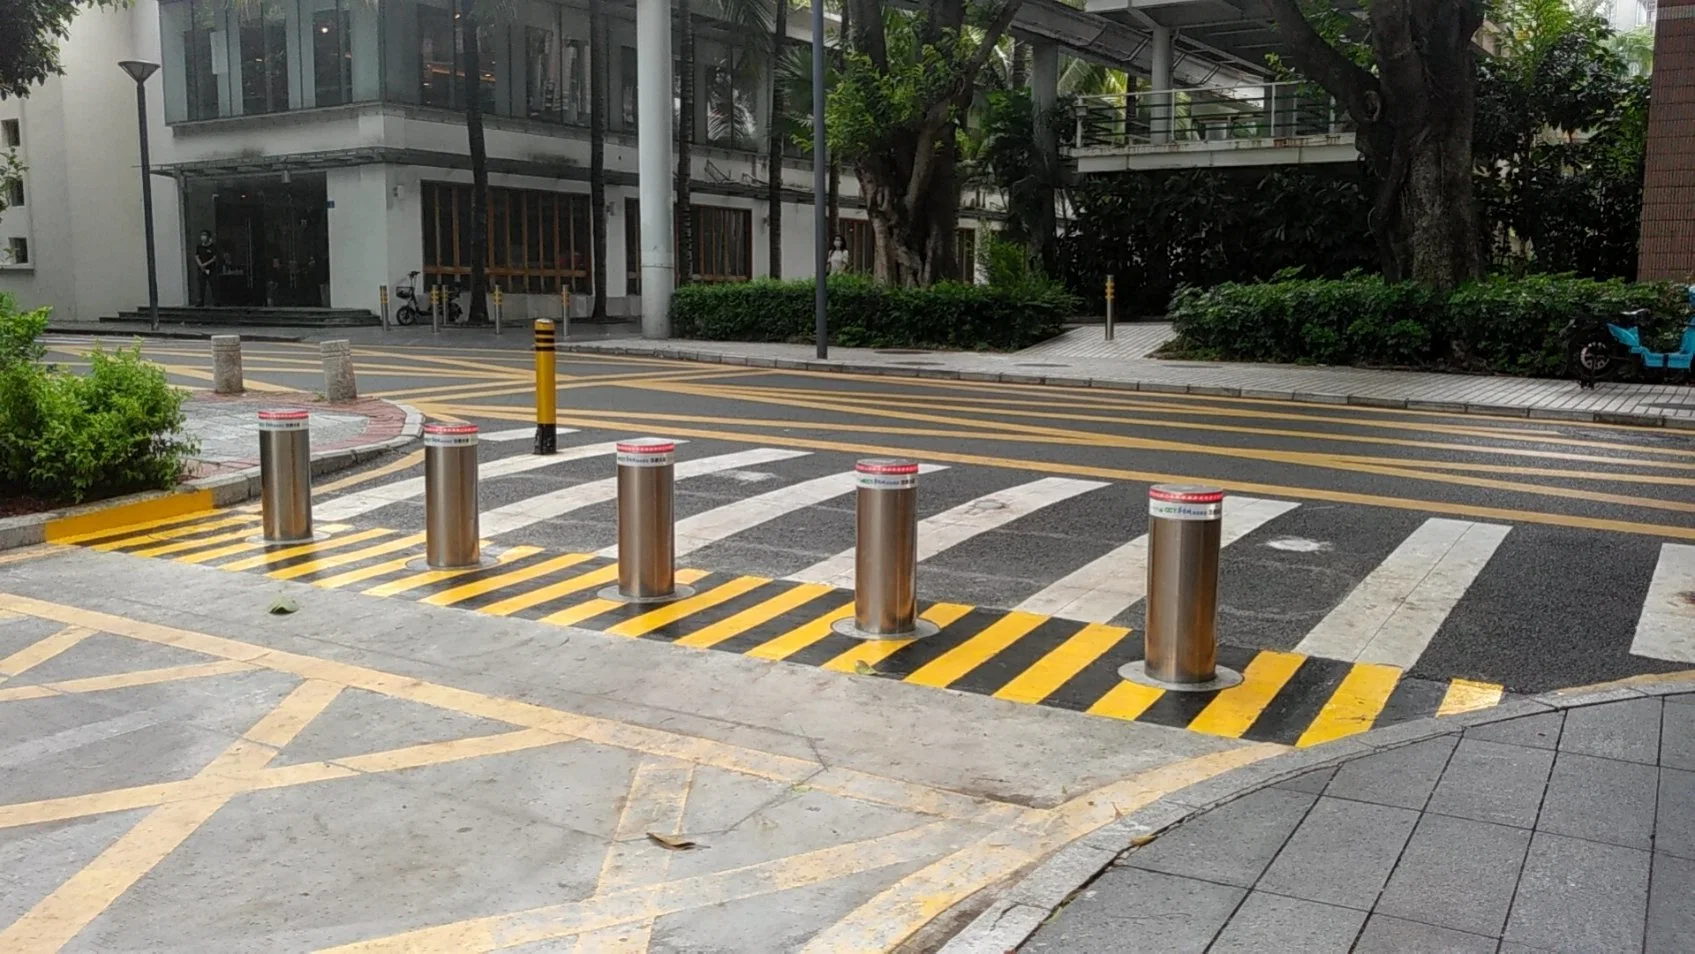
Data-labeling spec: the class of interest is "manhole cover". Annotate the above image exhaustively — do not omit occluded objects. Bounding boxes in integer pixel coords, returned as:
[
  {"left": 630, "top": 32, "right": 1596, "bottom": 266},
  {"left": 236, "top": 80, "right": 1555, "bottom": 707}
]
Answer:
[
  {"left": 891, "top": 360, "right": 943, "bottom": 366},
  {"left": 875, "top": 349, "right": 931, "bottom": 355},
  {"left": 1014, "top": 362, "right": 1067, "bottom": 368}
]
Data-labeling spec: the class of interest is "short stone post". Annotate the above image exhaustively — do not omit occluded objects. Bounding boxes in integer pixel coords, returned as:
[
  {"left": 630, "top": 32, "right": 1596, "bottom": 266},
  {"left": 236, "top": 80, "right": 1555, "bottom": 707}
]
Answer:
[
  {"left": 321, "top": 339, "right": 358, "bottom": 402},
  {"left": 211, "top": 335, "right": 244, "bottom": 394}
]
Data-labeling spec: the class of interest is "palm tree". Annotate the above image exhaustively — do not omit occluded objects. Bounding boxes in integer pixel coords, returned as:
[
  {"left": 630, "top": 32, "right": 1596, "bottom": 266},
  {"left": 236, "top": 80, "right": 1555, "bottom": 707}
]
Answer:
[
  {"left": 676, "top": 0, "right": 696, "bottom": 284},
  {"left": 590, "top": 0, "right": 609, "bottom": 320},
  {"left": 767, "top": 0, "right": 787, "bottom": 277},
  {"left": 461, "top": 0, "right": 490, "bottom": 323}
]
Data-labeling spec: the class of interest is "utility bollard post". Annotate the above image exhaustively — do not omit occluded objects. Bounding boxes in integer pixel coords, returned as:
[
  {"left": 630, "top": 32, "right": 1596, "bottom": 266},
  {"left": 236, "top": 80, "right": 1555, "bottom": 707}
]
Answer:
[
  {"left": 533, "top": 318, "right": 557, "bottom": 455},
  {"left": 211, "top": 334, "right": 244, "bottom": 394},
  {"left": 1105, "top": 275, "right": 1117, "bottom": 342},
  {"left": 321, "top": 339, "right": 357, "bottom": 401},
  {"left": 379, "top": 284, "right": 390, "bottom": 330},
  {"left": 492, "top": 284, "right": 503, "bottom": 335},
  {"left": 1119, "top": 485, "right": 1240, "bottom": 690},
  {"left": 832, "top": 459, "right": 938, "bottom": 640},
  {"left": 258, "top": 409, "right": 313, "bottom": 543},
  {"left": 423, "top": 423, "right": 481, "bottom": 569},
  {"left": 601, "top": 438, "right": 690, "bottom": 603},
  {"left": 560, "top": 286, "right": 571, "bottom": 339},
  {"left": 430, "top": 285, "right": 442, "bottom": 334}
]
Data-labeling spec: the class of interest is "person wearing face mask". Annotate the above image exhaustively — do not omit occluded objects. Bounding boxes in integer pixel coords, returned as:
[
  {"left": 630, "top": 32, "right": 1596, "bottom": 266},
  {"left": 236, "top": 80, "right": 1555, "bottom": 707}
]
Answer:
[
  {"left": 193, "top": 231, "right": 219, "bottom": 306},
  {"left": 827, "top": 234, "right": 850, "bottom": 275}
]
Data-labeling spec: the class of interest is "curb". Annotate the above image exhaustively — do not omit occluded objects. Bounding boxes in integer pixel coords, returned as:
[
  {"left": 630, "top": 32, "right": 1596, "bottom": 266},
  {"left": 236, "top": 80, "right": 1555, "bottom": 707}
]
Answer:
[
  {"left": 937, "top": 671, "right": 1695, "bottom": 954},
  {"left": 557, "top": 343, "right": 1695, "bottom": 433},
  {"left": 0, "top": 401, "right": 422, "bottom": 552},
  {"left": 46, "top": 325, "right": 306, "bottom": 343}
]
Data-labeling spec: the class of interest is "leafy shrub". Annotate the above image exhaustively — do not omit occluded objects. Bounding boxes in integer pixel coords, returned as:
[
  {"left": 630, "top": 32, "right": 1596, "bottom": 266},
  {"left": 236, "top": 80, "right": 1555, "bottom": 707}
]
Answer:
[
  {"left": 1167, "top": 275, "right": 1686, "bottom": 376},
  {"left": 0, "top": 295, "right": 197, "bottom": 503},
  {"left": 670, "top": 275, "right": 1076, "bottom": 351}
]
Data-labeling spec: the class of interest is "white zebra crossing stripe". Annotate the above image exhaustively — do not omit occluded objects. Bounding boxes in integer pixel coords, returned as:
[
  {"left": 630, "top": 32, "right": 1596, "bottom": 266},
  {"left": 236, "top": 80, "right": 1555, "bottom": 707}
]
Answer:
[
  {"left": 596, "top": 464, "right": 949, "bottom": 559},
  {"left": 788, "top": 477, "right": 1108, "bottom": 588},
  {"left": 1630, "top": 543, "right": 1695, "bottom": 663},
  {"left": 1015, "top": 496, "right": 1299, "bottom": 623},
  {"left": 480, "top": 447, "right": 810, "bottom": 537},
  {"left": 1295, "top": 518, "right": 1511, "bottom": 669},
  {"left": 315, "top": 440, "right": 623, "bottom": 521},
  {"left": 482, "top": 427, "right": 575, "bottom": 442}
]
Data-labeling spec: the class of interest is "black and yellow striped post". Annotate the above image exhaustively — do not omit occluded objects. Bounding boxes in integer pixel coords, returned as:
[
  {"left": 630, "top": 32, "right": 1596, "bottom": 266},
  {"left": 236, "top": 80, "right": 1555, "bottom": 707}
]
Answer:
[{"left": 533, "top": 318, "right": 557, "bottom": 455}]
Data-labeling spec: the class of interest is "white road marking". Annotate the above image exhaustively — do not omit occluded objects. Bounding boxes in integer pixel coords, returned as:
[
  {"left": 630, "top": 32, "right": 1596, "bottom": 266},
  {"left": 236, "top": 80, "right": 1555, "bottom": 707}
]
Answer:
[
  {"left": 482, "top": 427, "right": 576, "bottom": 443},
  {"left": 1630, "top": 543, "right": 1695, "bottom": 663},
  {"left": 1266, "top": 537, "right": 1332, "bottom": 553},
  {"left": 316, "top": 440, "right": 624, "bottom": 521},
  {"left": 1015, "top": 496, "right": 1299, "bottom": 623},
  {"left": 480, "top": 448, "right": 809, "bottom": 537},
  {"left": 1295, "top": 518, "right": 1510, "bottom": 669},
  {"left": 788, "top": 477, "right": 1108, "bottom": 589}
]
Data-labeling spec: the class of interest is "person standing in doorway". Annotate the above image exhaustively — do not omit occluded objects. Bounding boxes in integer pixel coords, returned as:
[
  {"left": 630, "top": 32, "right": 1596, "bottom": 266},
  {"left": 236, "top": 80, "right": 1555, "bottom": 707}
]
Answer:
[
  {"left": 193, "top": 231, "right": 219, "bottom": 306},
  {"left": 827, "top": 234, "right": 850, "bottom": 275}
]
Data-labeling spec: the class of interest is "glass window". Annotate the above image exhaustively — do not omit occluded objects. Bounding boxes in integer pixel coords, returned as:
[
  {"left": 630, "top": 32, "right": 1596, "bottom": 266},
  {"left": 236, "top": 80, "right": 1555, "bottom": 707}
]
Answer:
[
  {"left": 313, "top": 4, "right": 352, "bottom": 107},
  {"left": 524, "top": 26, "right": 559, "bottom": 121},
  {"left": 562, "top": 38, "right": 589, "bottom": 125},
  {"left": 956, "top": 228, "right": 977, "bottom": 282},
  {"left": 418, "top": 5, "right": 456, "bottom": 108},
  {"left": 842, "top": 218, "right": 874, "bottom": 274},
  {"left": 706, "top": 47, "right": 759, "bottom": 150},
  {"left": 180, "top": 0, "right": 224, "bottom": 120},
  {"left": 620, "top": 46, "right": 637, "bottom": 129},
  {"left": 2, "top": 120, "right": 19, "bottom": 147},
  {"left": 691, "top": 206, "right": 752, "bottom": 282},
  {"left": 7, "top": 178, "right": 22, "bottom": 207},
  {"left": 239, "top": 0, "right": 289, "bottom": 115},
  {"left": 7, "top": 237, "right": 28, "bottom": 265},
  {"left": 625, "top": 197, "right": 641, "bottom": 294},
  {"left": 422, "top": 182, "right": 593, "bottom": 294}
]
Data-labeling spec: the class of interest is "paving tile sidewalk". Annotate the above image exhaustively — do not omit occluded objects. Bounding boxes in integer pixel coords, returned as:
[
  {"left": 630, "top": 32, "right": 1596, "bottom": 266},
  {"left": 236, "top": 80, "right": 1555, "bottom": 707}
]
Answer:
[
  {"left": 952, "top": 679, "right": 1695, "bottom": 954},
  {"left": 180, "top": 391, "right": 421, "bottom": 481},
  {"left": 563, "top": 326, "right": 1695, "bottom": 430}
]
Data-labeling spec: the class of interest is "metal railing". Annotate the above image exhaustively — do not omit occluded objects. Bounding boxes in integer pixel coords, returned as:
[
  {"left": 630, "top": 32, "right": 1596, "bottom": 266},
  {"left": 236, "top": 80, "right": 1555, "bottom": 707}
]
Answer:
[{"left": 1068, "top": 80, "right": 1351, "bottom": 150}]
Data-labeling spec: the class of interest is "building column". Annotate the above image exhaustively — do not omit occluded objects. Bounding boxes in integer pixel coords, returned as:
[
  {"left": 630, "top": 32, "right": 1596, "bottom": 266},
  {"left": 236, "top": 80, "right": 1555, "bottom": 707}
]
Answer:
[
  {"left": 1150, "top": 24, "right": 1173, "bottom": 144},
  {"left": 636, "top": 0, "right": 674, "bottom": 337},
  {"left": 1638, "top": 0, "right": 1695, "bottom": 280},
  {"left": 1031, "top": 41, "right": 1058, "bottom": 153}
]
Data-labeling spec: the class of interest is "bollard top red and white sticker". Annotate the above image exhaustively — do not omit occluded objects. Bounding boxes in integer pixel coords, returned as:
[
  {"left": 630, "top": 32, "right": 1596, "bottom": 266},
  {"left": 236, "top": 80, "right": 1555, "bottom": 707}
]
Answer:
[
  {"left": 1148, "top": 484, "right": 1224, "bottom": 521},
  {"left": 257, "top": 409, "right": 310, "bottom": 431},
  {"left": 423, "top": 422, "right": 479, "bottom": 447},
  {"left": 855, "top": 458, "right": 919, "bottom": 490},
  {"left": 617, "top": 437, "right": 676, "bottom": 468}
]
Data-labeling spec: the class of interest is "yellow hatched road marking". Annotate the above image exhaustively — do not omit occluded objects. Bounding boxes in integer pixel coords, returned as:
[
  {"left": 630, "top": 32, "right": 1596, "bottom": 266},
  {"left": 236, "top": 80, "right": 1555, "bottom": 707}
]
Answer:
[
  {"left": 268, "top": 533, "right": 426, "bottom": 580},
  {"left": 0, "top": 660, "right": 256, "bottom": 703},
  {"left": 215, "top": 527, "right": 389, "bottom": 572},
  {"left": 422, "top": 551, "right": 596, "bottom": 606},
  {"left": 572, "top": 759, "right": 697, "bottom": 954},
  {"left": 1437, "top": 678, "right": 1506, "bottom": 716},
  {"left": 362, "top": 546, "right": 542, "bottom": 596},
  {"left": 672, "top": 583, "right": 835, "bottom": 650},
  {"left": 126, "top": 524, "right": 265, "bottom": 558},
  {"left": 904, "top": 610, "right": 1047, "bottom": 689},
  {"left": 93, "top": 514, "right": 258, "bottom": 552},
  {"left": 995, "top": 623, "right": 1131, "bottom": 705},
  {"left": 312, "top": 555, "right": 415, "bottom": 590},
  {"left": 1087, "top": 681, "right": 1164, "bottom": 721},
  {"left": 479, "top": 564, "right": 620, "bottom": 617},
  {"left": 540, "top": 570, "right": 712, "bottom": 627},
  {"left": 605, "top": 576, "right": 769, "bottom": 638},
  {"left": 743, "top": 602, "right": 855, "bottom": 661},
  {"left": 1187, "top": 651, "right": 1307, "bottom": 738},
  {"left": 1296, "top": 663, "right": 1402, "bottom": 747},
  {"left": 0, "top": 625, "right": 96, "bottom": 681},
  {"left": 821, "top": 604, "right": 974, "bottom": 674}
]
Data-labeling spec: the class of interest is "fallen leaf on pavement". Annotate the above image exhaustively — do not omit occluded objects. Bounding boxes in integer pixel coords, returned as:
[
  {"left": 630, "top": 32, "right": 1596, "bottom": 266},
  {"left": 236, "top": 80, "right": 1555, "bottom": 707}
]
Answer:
[
  {"left": 852, "top": 660, "right": 878, "bottom": 676},
  {"left": 268, "top": 598, "right": 299, "bottom": 616},
  {"left": 647, "top": 832, "right": 698, "bottom": 850},
  {"left": 1129, "top": 833, "right": 1158, "bottom": 847}
]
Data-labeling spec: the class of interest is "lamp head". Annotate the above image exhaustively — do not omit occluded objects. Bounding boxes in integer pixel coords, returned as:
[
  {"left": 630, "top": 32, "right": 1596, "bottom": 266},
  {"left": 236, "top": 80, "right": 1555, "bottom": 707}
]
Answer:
[{"left": 118, "top": 60, "right": 160, "bottom": 84}]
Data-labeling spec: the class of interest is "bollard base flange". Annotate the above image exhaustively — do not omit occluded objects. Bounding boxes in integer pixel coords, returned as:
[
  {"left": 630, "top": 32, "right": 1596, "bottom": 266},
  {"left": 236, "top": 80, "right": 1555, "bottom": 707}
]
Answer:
[
  {"left": 598, "top": 584, "right": 696, "bottom": 605},
  {"left": 1116, "top": 661, "right": 1243, "bottom": 693},
  {"left": 829, "top": 618, "right": 941, "bottom": 642},
  {"left": 407, "top": 554, "right": 499, "bottom": 572},
  {"left": 249, "top": 530, "right": 329, "bottom": 546}
]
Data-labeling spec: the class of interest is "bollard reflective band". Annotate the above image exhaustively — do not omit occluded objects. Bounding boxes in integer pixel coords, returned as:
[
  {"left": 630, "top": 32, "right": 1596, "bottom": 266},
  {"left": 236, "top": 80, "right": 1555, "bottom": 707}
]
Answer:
[
  {"left": 257, "top": 409, "right": 310, "bottom": 431},
  {"left": 1148, "top": 485, "right": 1224, "bottom": 521},
  {"left": 617, "top": 438, "right": 676, "bottom": 467},
  {"left": 424, "top": 422, "right": 479, "bottom": 447},
  {"left": 856, "top": 459, "right": 919, "bottom": 490}
]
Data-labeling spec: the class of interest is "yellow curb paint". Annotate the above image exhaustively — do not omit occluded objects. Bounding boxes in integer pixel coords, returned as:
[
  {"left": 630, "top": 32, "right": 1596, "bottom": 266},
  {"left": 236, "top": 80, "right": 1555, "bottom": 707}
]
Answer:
[
  {"left": 1437, "top": 678, "right": 1506, "bottom": 716},
  {"left": 1296, "top": 662, "right": 1402, "bottom": 747},
  {"left": 44, "top": 491, "right": 215, "bottom": 543}
]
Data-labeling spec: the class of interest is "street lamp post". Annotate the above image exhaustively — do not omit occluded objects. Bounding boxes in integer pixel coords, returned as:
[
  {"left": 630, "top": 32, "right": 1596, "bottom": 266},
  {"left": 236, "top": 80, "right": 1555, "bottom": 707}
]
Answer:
[
  {"left": 811, "top": 0, "right": 827, "bottom": 360},
  {"left": 118, "top": 60, "right": 161, "bottom": 331}
]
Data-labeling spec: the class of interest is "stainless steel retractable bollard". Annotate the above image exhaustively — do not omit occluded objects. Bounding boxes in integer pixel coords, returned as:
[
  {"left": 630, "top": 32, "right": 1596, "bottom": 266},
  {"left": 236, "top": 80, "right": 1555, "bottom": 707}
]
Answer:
[
  {"left": 258, "top": 409, "right": 313, "bottom": 543},
  {"left": 601, "top": 438, "right": 692, "bottom": 603},
  {"left": 832, "top": 459, "right": 938, "bottom": 641},
  {"left": 423, "top": 423, "right": 483, "bottom": 569},
  {"left": 1119, "top": 484, "right": 1242, "bottom": 691}
]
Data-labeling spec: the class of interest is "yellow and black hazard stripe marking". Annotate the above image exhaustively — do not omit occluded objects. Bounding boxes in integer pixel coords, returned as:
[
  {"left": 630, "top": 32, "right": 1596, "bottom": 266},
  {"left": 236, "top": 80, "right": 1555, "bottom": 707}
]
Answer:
[{"left": 74, "top": 508, "right": 1508, "bottom": 748}]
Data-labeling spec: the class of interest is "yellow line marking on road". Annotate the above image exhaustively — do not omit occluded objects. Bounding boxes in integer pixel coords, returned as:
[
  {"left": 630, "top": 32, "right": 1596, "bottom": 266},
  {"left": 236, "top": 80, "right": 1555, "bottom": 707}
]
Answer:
[
  {"left": 1296, "top": 662, "right": 1402, "bottom": 748},
  {"left": 310, "top": 554, "right": 415, "bottom": 590},
  {"left": 93, "top": 514, "right": 259, "bottom": 552},
  {"left": 421, "top": 551, "right": 596, "bottom": 606},
  {"left": 268, "top": 533, "right": 427, "bottom": 580},
  {"left": 361, "top": 545, "right": 542, "bottom": 596},
  {"left": 605, "top": 576, "right": 769, "bottom": 637},
  {"left": 216, "top": 528, "right": 392, "bottom": 572},
  {"left": 1437, "top": 678, "right": 1506, "bottom": 716},
  {"left": 905, "top": 611, "right": 1047, "bottom": 689},
  {"left": 0, "top": 625, "right": 96, "bottom": 683},
  {"left": 821, "top": 604, "right": 975, "bottom": 674},
  {"left": 672, "top": 583, "right": 835, "bottom": 650},
  {"left": 477, "top": 564, "right": 620, "bottom": 616},
  {"left": 744, "top": 602, "right": 856, "bottom": 661},
  {"left": 573, "top": 759, "right": 697, "bottom": 954},
  {"left": 995, "top": 623, "right": 1131, "bottom": 705},
  {"left": 126, "top": 524, "right": 267, "bottom": 559},
  {"left": 315, "top": 450, "right": 426, "bottom": 495},
  {"left": 539, "top": 570, "right": 711, "bottom": 627},
  {"left": 0, "top": 660, "right": 256, "bottom": 703},
  {"left": 1187, "top": 651, "right": 1307, "bottom": 738},
  {"left": 1086, "top": 681, "right": 1164, "bottom": 721},
  {"left": 0, "top": 678, "right": 342, "bottom": 952}
]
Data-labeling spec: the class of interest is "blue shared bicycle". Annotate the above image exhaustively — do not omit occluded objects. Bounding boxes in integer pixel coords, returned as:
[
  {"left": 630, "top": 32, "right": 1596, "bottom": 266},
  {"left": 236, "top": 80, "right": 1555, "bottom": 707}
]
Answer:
[{"left": 1569, "top": 285, "right": 1695, "bottom": 389}]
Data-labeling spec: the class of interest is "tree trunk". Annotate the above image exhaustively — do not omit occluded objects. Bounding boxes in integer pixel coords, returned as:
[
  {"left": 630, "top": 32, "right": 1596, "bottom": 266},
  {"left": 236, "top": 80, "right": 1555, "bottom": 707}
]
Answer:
[
  {"left": 590, "top": 0, "right": 609, "bottom": 320},
  {"left": 767, "top": 0, "right": 786, "bottom": 279},
  {"left": 461, "top": 0, "right": 489, "bottom": 323},
  {"left": 675, "top": 0, "right": 695, "bottom": 285}
]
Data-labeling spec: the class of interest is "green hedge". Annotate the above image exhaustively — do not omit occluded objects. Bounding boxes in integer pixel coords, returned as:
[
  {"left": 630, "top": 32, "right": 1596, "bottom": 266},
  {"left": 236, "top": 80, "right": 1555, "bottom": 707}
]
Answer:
[
  {"left": 0, "top": 295, "right": 197, "bottom": 503},
  {"left": 670, "top": 276, "right": 1076, "bottom": 351},
  {"left": 1167, "top": 274, "right": 1687, "bottom": 377}
]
